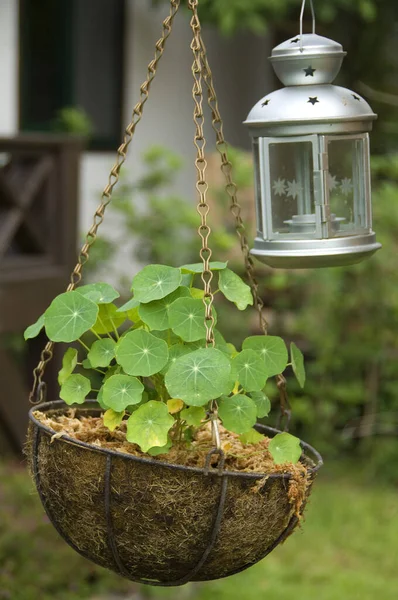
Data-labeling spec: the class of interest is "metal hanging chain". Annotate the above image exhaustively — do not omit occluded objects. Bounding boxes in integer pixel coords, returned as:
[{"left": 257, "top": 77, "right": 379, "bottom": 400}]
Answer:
[
  {"left": 197, "top": 33, "right": 291, "bottom": 431},
  {"left": 189, "top": 0, "right": 222, "bottom": 452},
  {"left": 188, "top": 0, "right": 215, "bottom": 348},
  {"left": 29, "top": 0, "right": 181, "bottom": 404},
  {"left": 197, "top": 36, "right": 268, "bottom": 336}
]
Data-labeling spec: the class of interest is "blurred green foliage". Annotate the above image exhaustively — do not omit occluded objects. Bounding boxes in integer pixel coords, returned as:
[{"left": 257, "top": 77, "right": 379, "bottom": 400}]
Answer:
[
  {"left": 156, "top": 0, "right": 386, "bottom": 34},
  {"left": 86, "top": 145, "right": 238, "bottom": 284},
  {"left": 51, "top": 106, "right": 93, "bottom": 137},
  {"left": 288, "top": 155, "right": 398, "bottom": 472}
]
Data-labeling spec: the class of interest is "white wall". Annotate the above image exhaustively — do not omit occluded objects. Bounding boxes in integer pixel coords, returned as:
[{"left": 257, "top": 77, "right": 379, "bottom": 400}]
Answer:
[{"left": 0, "top": 0, "right": 18, "bottom": 135}]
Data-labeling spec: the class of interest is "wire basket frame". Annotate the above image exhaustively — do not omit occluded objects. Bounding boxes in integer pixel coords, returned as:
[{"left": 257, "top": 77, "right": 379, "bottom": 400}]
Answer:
[{"left": 28, "top": 400, "right": 323, "bottom": 586}]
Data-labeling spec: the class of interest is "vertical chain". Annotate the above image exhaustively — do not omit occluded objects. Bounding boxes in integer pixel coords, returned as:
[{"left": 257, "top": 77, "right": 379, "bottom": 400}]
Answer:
[
  {"left": 198, "top": 36, "right": 268, "bottom": 335},
  {"left": 29, "top": 0, "right": 181, "bottom": 404},
  {"left": 197, "top": 34, "right": 291, "bottom": 430},
  {"left": 189, "top": 0, "right": 215, "bottom": 347}
]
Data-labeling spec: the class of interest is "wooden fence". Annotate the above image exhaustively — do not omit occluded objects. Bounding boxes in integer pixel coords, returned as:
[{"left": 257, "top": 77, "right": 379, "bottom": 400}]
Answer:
[{"left": 0, "top": 135, "right": 83, "bottom": 451}]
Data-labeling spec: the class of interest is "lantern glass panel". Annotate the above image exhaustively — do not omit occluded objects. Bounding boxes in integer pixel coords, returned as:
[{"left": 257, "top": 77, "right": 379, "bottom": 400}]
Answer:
[
  {"left": 268, "top": 141, "right": 316, "bottom": 237},
  {"left": 253, "top": 139, "right": 263, "bottom": 235},
  {"left": 326, "top": 137, "right": 368, "bottom": 237}
]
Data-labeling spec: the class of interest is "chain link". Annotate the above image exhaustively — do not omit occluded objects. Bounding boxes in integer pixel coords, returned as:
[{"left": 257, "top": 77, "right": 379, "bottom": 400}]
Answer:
[
  {"left": 29, "top": 0, "right": 181, "bottom": 404},
  {"left": 188, "top": 0, "right": 215, "bottom": 346},
  {"left": 197, "top": 33, "right": 291, "bottom": 430}
]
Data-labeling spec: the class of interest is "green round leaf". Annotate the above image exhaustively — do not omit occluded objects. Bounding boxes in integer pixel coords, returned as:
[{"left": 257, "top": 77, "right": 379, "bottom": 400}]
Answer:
[
  {"left": 180, "top": 273, "right": 194, "bottom": 287},
  {"left": 102, "top": 374, "right": 144, "bottom": 411},
  {"left": 60, "top": 374, "right": 91, "bottom": 405},
  {"left": 219, "top": 268, "right": 253, "bottom": 311},
  {"left": 180, "top": 406, "right": 206, "bottom": 427},
  {"left": 180, "top": 261, "right": 228, "bottom": 274},
  {"left": 242, "top": 335, "right": 288, "bottom": 377},
  {"left": 87, "top": 338, "right": 116, "bottom": 368},
  {"left": 126, "top": 401, "right": 174, "bottom": 452},
  {"left": 44, "top": 291, "right": 99, "bottom": 343},
  {"left": 291, "top": 342, "right": 306, "bottom": 388},
  {"left": 97, "top": 387, "right": 107, "bottom": 410},
  {"left": 116, "top": 297, "right": 140, "bottom": 313},
  {"left": 92, "top": 303, "right": 125, "bottom": 334},
  {"left": 131, "top": 264, "right": 182, "bottom": 303},
  {"left": 58, "top": 348, "right": 78, "bottom": 385},
  {"left": 268, "top": 432, "right": 302, "bottom": 465},
  {"left": 239, "top": 429, "right": 265, "bottom": 445},
  {"left": 103, "top": 409, "right": 124, "bottom": 432},
  {"left": 115, "top": 330, "right": 169, "bottom": 376},
  {"left": 218, "top": 394, "right": 257, "bottom": 434},
  {"left": 24, "top": 313, "right": 45, "bottom": 340},
  {"left": 168, "top": 297, "right": 216, "bottom": 342},
  {"left": 232, "top": 349, "right": 267, "bottom": 392},
  {"left": 190, "top": 287, "right": 204, "bottom": 299},
  {"left": 151, "top": 329, "right": 181, "bottom": 345},
  {"left": 147, "top": 438, "right": 172, "bottom": 456},
  {"left": 165, "top": 348, "right": 231, "bottom": 406},
  {"left": 160, "top": 343, "right": 193, "bottom": 375},
  {"left": 249, "top": 391, "right": 271, "bottom": 418},
  {"left": 139, "top": 287, "right": 190, "bottom": 331},
  {"left": 77, "top": 282, "right": 120, "bottom": 304}
]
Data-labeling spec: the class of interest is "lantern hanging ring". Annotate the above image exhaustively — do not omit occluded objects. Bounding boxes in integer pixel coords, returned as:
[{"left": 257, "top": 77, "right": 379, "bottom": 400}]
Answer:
[{"left": 300, "top": 0, "right": 316, "bottom": 52}]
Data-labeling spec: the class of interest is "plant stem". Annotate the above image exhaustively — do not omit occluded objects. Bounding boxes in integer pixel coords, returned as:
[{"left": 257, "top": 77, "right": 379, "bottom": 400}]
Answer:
[
  {"left": 78, "top": 338, "right": 90, "bottom": 353},
  {"left": 109, "top": 318, "right": 120, "bottom": 340},
  {"left": 96, "top": 316, "right": 115, "bottom": 340},
  {"left": 90, "top": 328, "right": 102, "bottom": 341}
]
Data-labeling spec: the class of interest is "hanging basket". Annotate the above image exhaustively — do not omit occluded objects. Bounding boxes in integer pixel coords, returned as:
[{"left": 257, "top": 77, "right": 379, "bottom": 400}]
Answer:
[{"left": 27, "top": 401, "right": 322, "bottom": 587}]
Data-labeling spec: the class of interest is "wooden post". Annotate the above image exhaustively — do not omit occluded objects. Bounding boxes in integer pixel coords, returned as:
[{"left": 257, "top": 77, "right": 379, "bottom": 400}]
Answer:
[{"left": 0, "top": 134, "right": 84, "bottom": 451}]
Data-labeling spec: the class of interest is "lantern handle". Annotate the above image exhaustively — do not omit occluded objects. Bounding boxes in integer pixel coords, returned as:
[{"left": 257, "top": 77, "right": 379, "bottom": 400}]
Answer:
[{"left": 299, "top": 0, "right": 316, "bottom": 52}]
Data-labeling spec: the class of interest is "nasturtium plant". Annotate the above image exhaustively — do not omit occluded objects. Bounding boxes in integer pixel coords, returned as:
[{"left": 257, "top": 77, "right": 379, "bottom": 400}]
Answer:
[
  {"left": 290, "top": 342, "right": 306, "bottom": 389},
  {"left": 268, "top": 433, "right": 302, "bottom": 465},
  {"left": 77, "top": 282, "right": 120, "bottom": 304},
  {"left": 88, "top": 339, "right": 116, "bottom": 368},
  {"left": 243, "top": 335, "right": 288, "bottom": 378},
  {"left": 24, "top": 262, "right": 306, "bottom": 466},
  {"left": 24, "top": 313, "right": 45, "bottom": 340},
  {"left": 58, "top": 348, "right": 79, "bottom": 385},
  {"left": 44, "top": 291, "right": 99, "bottom": 343}
]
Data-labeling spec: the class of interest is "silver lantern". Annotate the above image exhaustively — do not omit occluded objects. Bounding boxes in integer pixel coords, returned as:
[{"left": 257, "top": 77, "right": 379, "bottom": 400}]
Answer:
[{"left": 244, "top": 0, "right": 381, "bottom": 268}]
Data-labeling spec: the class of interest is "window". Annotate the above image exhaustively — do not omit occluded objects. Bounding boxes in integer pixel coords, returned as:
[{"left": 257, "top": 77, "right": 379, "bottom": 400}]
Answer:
[{"left": 19, "top": 0, "right": 125, "bottom": 150}]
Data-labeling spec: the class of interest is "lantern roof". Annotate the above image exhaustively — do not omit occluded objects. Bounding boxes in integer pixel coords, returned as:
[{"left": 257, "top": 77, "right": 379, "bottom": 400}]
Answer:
[
  {"left": 244, "top": 33, "right": 377, "bottom": 136},
  {"left": 270, "top": 34, "right": 346, "bottom": 86}
]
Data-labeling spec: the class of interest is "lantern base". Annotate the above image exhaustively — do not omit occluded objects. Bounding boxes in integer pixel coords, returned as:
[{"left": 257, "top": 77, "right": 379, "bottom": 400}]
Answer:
[{"left": 251, "top": 233, "right": 381, "bottom": 269}]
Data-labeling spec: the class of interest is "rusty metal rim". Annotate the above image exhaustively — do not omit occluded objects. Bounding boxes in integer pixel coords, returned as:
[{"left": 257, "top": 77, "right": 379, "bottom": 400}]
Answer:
[{"left": 29, "top": 400, "right": 323, "bottom": 480}]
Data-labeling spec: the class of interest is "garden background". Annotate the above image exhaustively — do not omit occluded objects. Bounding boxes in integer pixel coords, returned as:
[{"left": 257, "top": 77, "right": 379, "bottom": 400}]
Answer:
[{"left": 1, "top": 0, "right": 398, "bottom": 599}]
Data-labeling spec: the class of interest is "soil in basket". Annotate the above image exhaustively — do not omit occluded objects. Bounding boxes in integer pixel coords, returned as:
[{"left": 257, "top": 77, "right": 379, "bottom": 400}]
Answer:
[{"left": 33, "top": 409, "right": 311, "bottom": 518}]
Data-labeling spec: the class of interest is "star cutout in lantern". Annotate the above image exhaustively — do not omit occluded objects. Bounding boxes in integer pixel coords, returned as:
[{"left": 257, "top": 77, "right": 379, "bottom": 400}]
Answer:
[
  {"left": 328, "top": 174, "right": 339, "bottom": 192},
  {"left": 340, "top": 177, "right": 353, "bottom": 196},
  {"left": 286, "top": 179, "right": 302, "bottom": 200},
  {"left": 304, "top": 66, "right": 316, "bottom": 77},
  {"left": 352, "top": 94, "right": 361, "bottom": 101},
  {"left": 308, "top": 97, "right": 319, "bottom": 105},
  {"left": 262, "top": 99, "right": 270, "bottom": 107},
  {"left": 290, "top": 38, "right": 300, "bottom": 44},
  {"left": 272, "top": 178, "right": 286, "bottom": 196}
]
